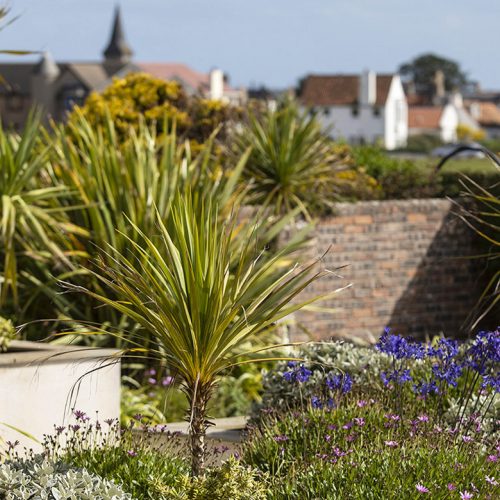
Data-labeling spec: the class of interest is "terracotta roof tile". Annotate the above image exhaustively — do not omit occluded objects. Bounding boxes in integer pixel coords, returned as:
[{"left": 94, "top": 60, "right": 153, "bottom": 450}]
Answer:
[
  {"left": 299, "top": 74, "right": 394, "bottom": 107},
  {"left": 408, "top": 106, "right": 443, "bottom": 129},
  {"left": 475, "top": 102, "right": 500, "bottom": 126},
  {"left": 138, "top": 63, "right": 209, "bottom": 92}
]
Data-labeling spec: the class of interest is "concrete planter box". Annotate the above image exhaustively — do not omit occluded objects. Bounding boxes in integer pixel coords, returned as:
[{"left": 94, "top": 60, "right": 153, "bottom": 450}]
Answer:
[{"left": 0, "top": 340, "right": 120, "bottom": 452}]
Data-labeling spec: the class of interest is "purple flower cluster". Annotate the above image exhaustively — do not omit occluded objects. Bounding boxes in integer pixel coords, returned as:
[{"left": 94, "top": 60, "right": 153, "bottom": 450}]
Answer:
[
  {"left": 283, "top": 361, "right": 312, "bottom": 384},
  {"left": 326, "top": 372, "right": 353, "bottom": 394},
  {"left": 376, "top": 328, "right": 500, "bottom": 398},
  {"left": 376, "top": 328, "right": 427, "bottom": 360},
  {"left": 381, "top": 368, "right": 412, "bottom": 387}
]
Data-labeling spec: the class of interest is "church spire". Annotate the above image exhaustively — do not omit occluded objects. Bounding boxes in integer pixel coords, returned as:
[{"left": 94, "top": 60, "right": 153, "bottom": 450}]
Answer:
[{"left": 103, "top": 5, "right": 133, "bottom": 65}]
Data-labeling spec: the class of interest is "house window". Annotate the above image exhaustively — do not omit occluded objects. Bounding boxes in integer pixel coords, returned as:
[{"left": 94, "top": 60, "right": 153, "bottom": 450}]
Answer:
[
  {"left": 373, "top": 105, "right": 380, "bottom": 117},
  {"left": 6, "top": 92, "right": 24, "bottom": 112},
  {"left": 59, "top": 85, "right": 87, "bottom": 112},
  {"left": 351, "top": 103, "right": 359, "bottom": 117}
]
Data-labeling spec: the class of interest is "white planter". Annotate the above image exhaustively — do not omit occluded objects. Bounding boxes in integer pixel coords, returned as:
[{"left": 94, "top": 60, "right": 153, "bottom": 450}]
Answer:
[{"left": 0, "top": 341, "right": 120, "bottom": 453}]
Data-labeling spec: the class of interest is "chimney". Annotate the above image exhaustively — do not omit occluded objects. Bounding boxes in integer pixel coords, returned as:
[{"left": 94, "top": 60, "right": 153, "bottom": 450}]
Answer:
[
  {"left": 360, "top": 70, "right": 376, "bottom": 106},
  {"left": 209, "top": 68, "right": 224, "bottom": 100},
  {"left": 433, "top": 70, "right": 445, "bottom": 104}
]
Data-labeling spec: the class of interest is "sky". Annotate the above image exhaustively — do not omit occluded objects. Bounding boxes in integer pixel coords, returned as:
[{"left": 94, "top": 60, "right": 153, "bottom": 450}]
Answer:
[{"left": 1, "top": 0, "right": 500, "bottom": 90}]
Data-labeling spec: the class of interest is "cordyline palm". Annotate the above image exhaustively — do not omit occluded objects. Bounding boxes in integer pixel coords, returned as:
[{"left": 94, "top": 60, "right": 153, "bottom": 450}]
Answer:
[
  {"left": 235, "top": 100, "right": 348, "bottom": 217},
  {"left": 0, "top": 112, "right": 83, "bottom": 309},
  {"left": 70, "top": 191, "right": 343, "bottom": 476},
  {"left": 48, "top": 111, "right": 250, "bottom": 345}
]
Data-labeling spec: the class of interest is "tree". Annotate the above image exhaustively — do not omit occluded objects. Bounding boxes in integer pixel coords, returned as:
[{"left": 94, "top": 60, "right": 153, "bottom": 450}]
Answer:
[
  {"left": 71, "top": 190, "right": 343, "bottom": 476},
  {"left": 234, "top": 100, "right": 374, "bottom": 218},
  {"left": 399, "top": 53, "right": 468, "bottom": 96}
]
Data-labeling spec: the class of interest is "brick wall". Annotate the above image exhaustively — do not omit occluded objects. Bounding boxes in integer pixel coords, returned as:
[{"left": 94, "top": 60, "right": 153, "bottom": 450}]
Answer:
[{"left": 290, "top": 199, "right": 488, "bottom": 343}]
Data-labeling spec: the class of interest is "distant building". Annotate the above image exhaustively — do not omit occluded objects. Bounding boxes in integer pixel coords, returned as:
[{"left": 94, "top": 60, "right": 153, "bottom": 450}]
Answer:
[
  {"left": 465, "top": 101, "right": 500, "bottom": 139},
  {"left": 408, "top": 105, "right": 459, "bottom": 142},
  {"left": 0, "top": 7, "right": 244, "bottom": 129},
  {"left": 297, "top": 71, "right": 408, "bottom": 150},
  {"left": 408, "top": 93, "right": 482, "bottom": 143}
]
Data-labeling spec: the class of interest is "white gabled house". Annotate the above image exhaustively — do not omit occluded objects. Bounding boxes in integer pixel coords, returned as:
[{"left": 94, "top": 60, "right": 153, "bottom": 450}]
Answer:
[{"left": 298, "top": 70, "right": 408, "bottom": 150}]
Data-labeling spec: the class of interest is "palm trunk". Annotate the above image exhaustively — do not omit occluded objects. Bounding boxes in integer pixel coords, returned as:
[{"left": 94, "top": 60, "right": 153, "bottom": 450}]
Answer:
[{"left": 188, "top": 382, "right": 211, "bottom": 477}]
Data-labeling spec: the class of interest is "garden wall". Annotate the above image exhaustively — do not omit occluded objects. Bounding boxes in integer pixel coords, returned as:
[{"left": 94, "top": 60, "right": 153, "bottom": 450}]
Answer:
[{"left": 290, "top": 199, "right": 489, "bottom": 343}]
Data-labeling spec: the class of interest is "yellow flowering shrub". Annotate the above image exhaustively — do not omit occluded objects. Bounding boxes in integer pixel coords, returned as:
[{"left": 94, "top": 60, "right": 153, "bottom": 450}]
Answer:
[{"left": 71, "top": 73, "right": 235, "bottom": 145}]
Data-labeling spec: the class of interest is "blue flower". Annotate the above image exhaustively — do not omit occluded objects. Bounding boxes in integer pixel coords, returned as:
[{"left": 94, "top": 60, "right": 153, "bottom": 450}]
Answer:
[
  {"left": 282, "top": 363, "right": 312, "bottom": 384},
  {"left": 326, "top": 372, "right": 353, "bottom": 393},
  {"left": 413, "top": 380, "right": 439, "bottom": 396},
  {"left": 381, "top": 369, "right": 412, "bottom": 387},
  {"left": 432, "top": 361, "right": 463, "bottom": 387},
  {"left": 376, "top": 329, "right": 427, "bottom": 360},
  {"left": 311, "top": 396, "right": 323, "bottom": 409}
]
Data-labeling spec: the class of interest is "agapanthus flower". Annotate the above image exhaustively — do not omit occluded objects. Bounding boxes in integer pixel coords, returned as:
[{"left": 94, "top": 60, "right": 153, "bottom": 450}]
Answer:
[
  {"left": 415, "top": 483, "right": 429, "bottom": 493},
  {"left": 429, "top": 338, "right": 459, "bottom": 359},
  {"left": 326, "top": 372, "right": 353, "bottom": 393},
  {"left": 283, "top": 363, "right": 312, "bottom": 384},
  {"left": 413, "top": 380, "right": 439, "bottom": 396},
  {"left": 311, "top": 396, "right": 323, "bottom": 409},
  {"left": 381, "top": 368, "right": 412, "bottom": 387},
  {"left": 377, "top": 329, "right": 427, "bottom": 360},
  {"left": 432, "top": 360, "right": 463, "bottom": 387},
  {"left": 465, "top": 329, "right": 500, "bottom": 373},
  {"left": 481, "top": 374, "right": 500, "bottom": 393}
]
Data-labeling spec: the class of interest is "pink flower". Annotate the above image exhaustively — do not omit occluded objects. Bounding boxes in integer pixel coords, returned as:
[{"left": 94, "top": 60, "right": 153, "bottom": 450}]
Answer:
[
  {"left": 462, "top": 435, "right": 473, "bottom": 443},
  {"left": 127, "top": 450, "right": 137, "bottom": 457},
  {"left": 487, "top": 455, "right": 498, "bottom": 462},
  {"left": 460, "top": 491, "right": 473, "bottom": 499},
  {"left": 354, "top": 417, "right": 365, "bottom": 427},
  {"left": 485, "top": 476, "right": 498, "bottom": 486},
  {"left": 415, "top": 483, "right": 429, "bottom": 493},
  {"left": 417, "top": 414, "right": 429, "bottom": 423},
  {"left": 385, "top": 440, "right": 398, "bottom": 448},
  {"left": 357, "top": 400, "right": 368, "bottom": 407},
  {"left": 447, "top": 483, "right": 456, "bottom": 491}
]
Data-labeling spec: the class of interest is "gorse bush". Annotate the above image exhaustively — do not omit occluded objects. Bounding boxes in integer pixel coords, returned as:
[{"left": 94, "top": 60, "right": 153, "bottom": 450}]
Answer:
[{"left": 71, "top": 72, "right": 236, "bottom": 146}]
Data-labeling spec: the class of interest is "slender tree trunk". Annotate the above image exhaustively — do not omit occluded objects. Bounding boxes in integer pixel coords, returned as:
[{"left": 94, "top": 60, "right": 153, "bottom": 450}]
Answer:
[{"left": 188, "top": 382, "right": 211, "bottom": 477}]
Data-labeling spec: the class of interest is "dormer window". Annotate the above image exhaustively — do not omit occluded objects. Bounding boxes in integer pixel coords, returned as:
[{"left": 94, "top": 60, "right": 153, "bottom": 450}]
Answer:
[{"left": 59, "top": 85, "right": 87, "bottom": 112}]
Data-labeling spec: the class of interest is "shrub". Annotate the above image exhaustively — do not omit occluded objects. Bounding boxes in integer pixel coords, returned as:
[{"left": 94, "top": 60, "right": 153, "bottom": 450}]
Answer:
[
  {"left": 0, "top": 456, "right": 130, "bottom": 499},
  {"left": 173, "top": 457, "right": 269, "bottom": 500},
  {"left": 251, "top": 341, "right": 393, "bottom": 419},
  {"left": 351, "top": 145, "right": 439, "bottom": 199},
  {"left": 404, "top": 133, "right": 443, "bottom": 153},
  {"left": 71, "top": 72, "right": 235, "bottom": 146},
  {"left": 233, "top": 101, "right": 378, "bottom": 216},
  {"left": 0, "top": 316, "right": 16, "bottom": 352},
  {"left": 38, "top": 411, "right": 189, "bottom": 499}
]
